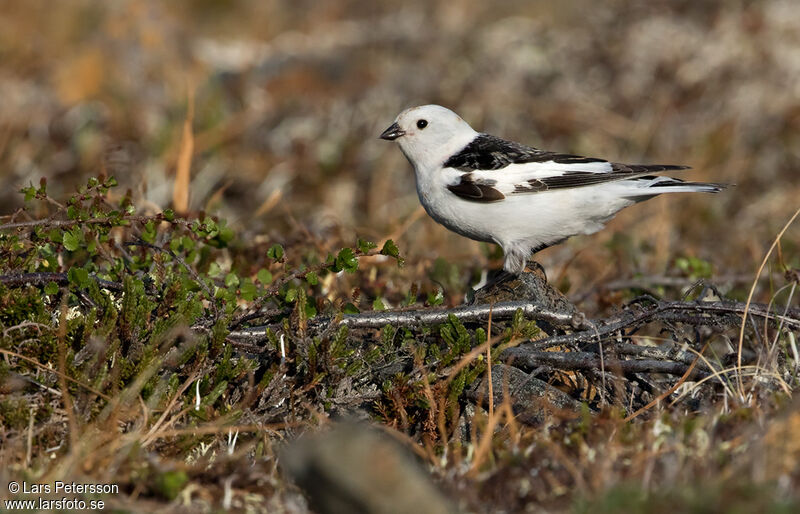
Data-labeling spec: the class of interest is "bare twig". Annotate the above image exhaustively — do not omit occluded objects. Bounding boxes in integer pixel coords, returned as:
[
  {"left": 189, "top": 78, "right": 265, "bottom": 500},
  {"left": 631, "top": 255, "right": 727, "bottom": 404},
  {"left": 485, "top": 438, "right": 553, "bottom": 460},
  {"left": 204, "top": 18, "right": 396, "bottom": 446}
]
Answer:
[
  {"left": 516, "top": 300, "right": 800, "bottom": 352},
  {"left": 502, "top": 348, "right": 710, "bottom": 380},
  {"left": 227, "top": 300, "right": 587, "bottom": 341},
  {"left": 0, "top": 272, "right": 124, "bottom": 292},
  {"left": 228, "top": 298, "right": 799, "bottom": 347},
  {"left": 0, "top": 348, "right": 111, "bottom": 400},
  {"left": 339, "top": 301, "right": 585, "bottom": 330},
  {"left": 0, "top": 213, "right": 190, "bottom": 232},
  {"left": 602, "top": 274, "right": 756, "bottom": 291},
  {"left": 624, "top": 341, "right": 710, "bottom": 421}
]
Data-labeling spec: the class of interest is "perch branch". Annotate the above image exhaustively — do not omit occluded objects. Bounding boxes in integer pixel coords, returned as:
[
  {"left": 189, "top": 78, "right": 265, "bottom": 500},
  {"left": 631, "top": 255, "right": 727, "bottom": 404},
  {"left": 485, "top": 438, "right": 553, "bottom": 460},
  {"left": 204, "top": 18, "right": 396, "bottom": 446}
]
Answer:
[
  {"left": 227, "top": 300, "right": 589, "bottom": 341},
  {"left": 338, "top": 301, "right": 587, "bottom": 329},
  {"left": 502, "top": 348, "right": 710, "bottom": 380},
  {"left": 229, "top": 297, "right": 799, "bottom": 345}
]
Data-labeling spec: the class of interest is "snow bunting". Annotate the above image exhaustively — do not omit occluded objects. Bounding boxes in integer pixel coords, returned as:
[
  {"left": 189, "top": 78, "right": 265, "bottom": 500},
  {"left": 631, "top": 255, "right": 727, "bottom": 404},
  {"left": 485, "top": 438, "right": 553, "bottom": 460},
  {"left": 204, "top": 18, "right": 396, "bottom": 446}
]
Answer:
[{"left": 380, "top": 105, "right": 723, "bottom": 274}]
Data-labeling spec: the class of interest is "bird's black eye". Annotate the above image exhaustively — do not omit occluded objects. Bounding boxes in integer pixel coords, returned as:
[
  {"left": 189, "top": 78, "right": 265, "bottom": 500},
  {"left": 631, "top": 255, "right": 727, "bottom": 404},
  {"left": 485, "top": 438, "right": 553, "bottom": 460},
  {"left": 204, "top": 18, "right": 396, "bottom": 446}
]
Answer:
[{"left": 416, "top": 119, "right": 428, "bottom": 129}]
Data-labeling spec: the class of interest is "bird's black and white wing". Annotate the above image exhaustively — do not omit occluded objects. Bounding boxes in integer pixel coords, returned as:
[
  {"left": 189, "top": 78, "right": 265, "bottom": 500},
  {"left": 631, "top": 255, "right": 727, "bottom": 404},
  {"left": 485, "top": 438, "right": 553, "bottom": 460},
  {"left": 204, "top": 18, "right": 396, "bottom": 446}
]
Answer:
[{"left": 443, "top": 134, "right": 699, "bottom": 203}]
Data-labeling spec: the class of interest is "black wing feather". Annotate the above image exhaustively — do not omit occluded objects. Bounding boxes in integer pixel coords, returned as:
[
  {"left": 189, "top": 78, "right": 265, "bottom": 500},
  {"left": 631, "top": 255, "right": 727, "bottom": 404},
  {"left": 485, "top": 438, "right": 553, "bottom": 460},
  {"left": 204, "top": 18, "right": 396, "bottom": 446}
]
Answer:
[
  {"left": 443, "top": 134, "right": 607, "bottom": 172},
  {"left": 445, "top": 134, "right": 692, "bottom": 195},
  {"left": 446, "top": 173, "right": 505, "bottom": 202}
]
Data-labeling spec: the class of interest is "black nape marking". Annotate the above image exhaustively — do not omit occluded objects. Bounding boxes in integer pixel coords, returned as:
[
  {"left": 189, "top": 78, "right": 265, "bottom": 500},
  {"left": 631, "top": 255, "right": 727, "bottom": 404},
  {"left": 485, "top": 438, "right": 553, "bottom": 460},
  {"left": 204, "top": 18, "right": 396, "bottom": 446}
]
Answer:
[
  {"left": 447, "top": 173, "right": 505, "bottom": 202},
  {"left": 444, "top": 134, "right": 608, "bottom": 172}
]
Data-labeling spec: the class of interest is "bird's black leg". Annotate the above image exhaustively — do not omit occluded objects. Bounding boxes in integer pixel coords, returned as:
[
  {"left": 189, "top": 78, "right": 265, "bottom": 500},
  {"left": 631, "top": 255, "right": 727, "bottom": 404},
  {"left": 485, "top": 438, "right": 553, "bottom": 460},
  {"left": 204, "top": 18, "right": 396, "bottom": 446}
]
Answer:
[
  {"left": 524, "top": 260, "right": 548, "bottom": 281},
  {"left": 474, "top": 268, "right": 516, "bottom": 293}
]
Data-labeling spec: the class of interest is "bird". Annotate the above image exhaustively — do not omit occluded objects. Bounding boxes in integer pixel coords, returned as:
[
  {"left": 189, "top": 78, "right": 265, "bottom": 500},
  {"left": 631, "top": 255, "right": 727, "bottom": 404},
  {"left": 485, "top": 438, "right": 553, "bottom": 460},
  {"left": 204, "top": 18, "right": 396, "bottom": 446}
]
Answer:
[{"left": 380, "top": 105, "right": 724, "bottom": 275}]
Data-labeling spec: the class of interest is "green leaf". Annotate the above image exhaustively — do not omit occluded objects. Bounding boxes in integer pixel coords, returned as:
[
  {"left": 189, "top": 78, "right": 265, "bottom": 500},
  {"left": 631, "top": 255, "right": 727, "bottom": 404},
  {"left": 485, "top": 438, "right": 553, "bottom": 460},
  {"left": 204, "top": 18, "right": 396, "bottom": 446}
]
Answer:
[
  {"left": 357, "top": 238, "right": 377, "bottom": 254},
  {"left": 181, "top": 235, "right": 195, "bottom": 251},
  {"left": 21, "top": 185, "right": 35, "bottom": 202},
  {"left": 44, "top": 281, "right": 59, "bottom": 295},
  {"left": 305, "top": 271, "right": 319, "bottom": 285},
  {"left": 224, "top": 272, "right": 239, "bottom": 288},
  {"left": 267, "top": 244, "right": 285, "bottom": 261},
  {"left": 67, "top": 267, "right": 90, "bottom": 288},
  {"left": 427, "top": 289, "right": 444, "bottom": 306},
  {"left": 372, "top": 297, "right": 386, "bottom": 311},
  {"left": 257, "top": 269, "right": 273, "bottom": 285},
  {"left": 336, "top": 248, "right": 358, "bottom": 273},
  {"left": 218, "top": 226, "right": 235, "bottom": 244},
  {"left": 380, "top": 239, "right": 400, "bottom": 257},
  {"left": 203, "top": 217, "right": 218, "bottom": 235},
  {"left": 208, "top": 262, "right": 222, "bottom": 278},
  {"left": 285, "top": 287, "right": 297, "bottom": 303},
  {"left": 142, "top": 220, "right": 157, "bottom": 243},
  {"left": 162, "top": 208, "right": 175, "bottom": 221},
  {"left": 305, "top": 299, "right": 317, "bottom": 318},
  {"left": 62, "top": 228, "right": 81, "bottom": 251},
  {"left": 343, "top": 302, "right": 360, "bottom": 314},
  {"left": 240, "top": 279, "right": 257, "bottom": 301},
  {"left": 47, "top": 229, "right": 62, "bottom": 243},
  {"left": 380, "top": 239, "right": 404, "bottom": 265}
]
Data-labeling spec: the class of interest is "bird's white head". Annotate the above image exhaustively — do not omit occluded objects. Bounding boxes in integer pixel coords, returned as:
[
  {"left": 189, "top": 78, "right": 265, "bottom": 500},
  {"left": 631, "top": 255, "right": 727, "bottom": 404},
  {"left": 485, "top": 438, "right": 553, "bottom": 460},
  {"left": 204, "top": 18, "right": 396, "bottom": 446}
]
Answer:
[{"left": 380, "top": 105, "right": 478, "bottom": 171}]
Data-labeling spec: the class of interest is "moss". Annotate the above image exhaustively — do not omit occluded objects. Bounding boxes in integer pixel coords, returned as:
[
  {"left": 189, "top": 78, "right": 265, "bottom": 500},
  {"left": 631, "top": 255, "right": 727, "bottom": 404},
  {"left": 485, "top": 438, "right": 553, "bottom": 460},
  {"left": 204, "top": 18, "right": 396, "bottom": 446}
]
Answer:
[
  {"left": 153, "top": 470, "right": 188, "bottom": 501},
  {"left": 0, "top": 397, "right": 31, "bottom": 430},
  {"left": 574, "top": 482, "right": 800, "bottom": 514}
]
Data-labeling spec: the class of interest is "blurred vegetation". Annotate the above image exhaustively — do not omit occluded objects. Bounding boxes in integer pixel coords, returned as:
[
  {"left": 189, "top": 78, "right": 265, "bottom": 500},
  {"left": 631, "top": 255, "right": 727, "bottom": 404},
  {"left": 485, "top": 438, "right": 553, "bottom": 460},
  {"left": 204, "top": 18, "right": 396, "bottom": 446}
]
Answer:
[
  {"left": 1, "top": 0, "right": 798, "bottom": 307},
  {"left": 1, "top": 0, "right": 799, "bottom": 512}
]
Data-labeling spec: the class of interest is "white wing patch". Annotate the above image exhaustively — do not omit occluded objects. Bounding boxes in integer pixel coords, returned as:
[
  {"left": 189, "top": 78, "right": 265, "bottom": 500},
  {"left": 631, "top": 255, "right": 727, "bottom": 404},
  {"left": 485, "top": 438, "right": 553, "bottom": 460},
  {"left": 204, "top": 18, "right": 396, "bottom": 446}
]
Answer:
[{"left": 453, "top": 160, "right": 614, "bottom": 196}]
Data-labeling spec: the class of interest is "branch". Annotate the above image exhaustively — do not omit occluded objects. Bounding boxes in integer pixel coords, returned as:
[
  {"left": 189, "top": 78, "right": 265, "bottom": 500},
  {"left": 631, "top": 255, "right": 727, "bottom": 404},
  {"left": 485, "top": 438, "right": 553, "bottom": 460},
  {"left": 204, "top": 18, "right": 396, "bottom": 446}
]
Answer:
[
  {"left": 0, "top": 214, "right": 191, "bottom": 232},
  {"left": 502, "top": 348, "right": 710, "bottom": 380},
  {"left": 0, "top": 272, "right": 123, "bottom": 292},
  {"left": 517, "top": 299, "right": 800, "bottom": 352},
  {"left": 601, "top": 274, "right": 756, "bottom": 291},
  {"left": 229, "top": 296, "right": 799, "bottom": 346},
  {"left": 339, "top": 301, "right": 587, "bottom": 329},
  {"left": 227, "top": 300, "right": 589, "bottom": 341}
]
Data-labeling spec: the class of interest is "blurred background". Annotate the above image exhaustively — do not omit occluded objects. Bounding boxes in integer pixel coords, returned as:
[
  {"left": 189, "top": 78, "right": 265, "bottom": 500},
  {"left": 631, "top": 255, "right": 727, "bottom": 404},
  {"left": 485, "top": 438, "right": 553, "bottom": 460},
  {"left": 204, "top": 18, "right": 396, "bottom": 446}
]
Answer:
[{"left": 1, "top": 0, "right": 798, "bottom": 308}]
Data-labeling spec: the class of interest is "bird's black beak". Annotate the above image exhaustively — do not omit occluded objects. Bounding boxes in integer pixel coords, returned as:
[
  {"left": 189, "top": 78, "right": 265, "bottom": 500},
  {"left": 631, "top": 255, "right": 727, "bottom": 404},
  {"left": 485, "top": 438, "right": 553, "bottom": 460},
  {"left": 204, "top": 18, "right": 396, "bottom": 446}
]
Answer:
[{"left": 379, "top": 122, "right": 405, "bottom": 141}]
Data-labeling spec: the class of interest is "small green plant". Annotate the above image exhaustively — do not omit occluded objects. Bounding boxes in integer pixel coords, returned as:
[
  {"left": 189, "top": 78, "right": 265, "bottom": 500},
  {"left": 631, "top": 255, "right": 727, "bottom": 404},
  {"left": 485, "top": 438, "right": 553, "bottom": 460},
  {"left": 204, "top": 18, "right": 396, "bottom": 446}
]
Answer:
[{"left": 674, "top": 255, "right": 713, "bottom": 280}]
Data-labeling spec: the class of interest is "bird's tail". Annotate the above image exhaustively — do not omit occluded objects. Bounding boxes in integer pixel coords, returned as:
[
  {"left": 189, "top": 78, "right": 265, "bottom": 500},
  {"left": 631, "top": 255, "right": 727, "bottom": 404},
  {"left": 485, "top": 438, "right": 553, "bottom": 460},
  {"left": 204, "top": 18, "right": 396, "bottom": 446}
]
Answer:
[{"left": 624, "top": 176, "right": 728, "bottom": 201}]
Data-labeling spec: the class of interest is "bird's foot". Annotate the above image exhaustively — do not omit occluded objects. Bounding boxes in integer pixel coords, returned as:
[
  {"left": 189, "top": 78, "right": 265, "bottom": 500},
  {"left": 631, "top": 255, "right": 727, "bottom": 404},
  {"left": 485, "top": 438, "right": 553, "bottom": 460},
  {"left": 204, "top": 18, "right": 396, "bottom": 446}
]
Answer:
[
  {"left": 523, "top": 260, "right": 547, "bottom": 282},
  {"left": 472, "top": 269, "right": 517, "bottom": 295}
]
